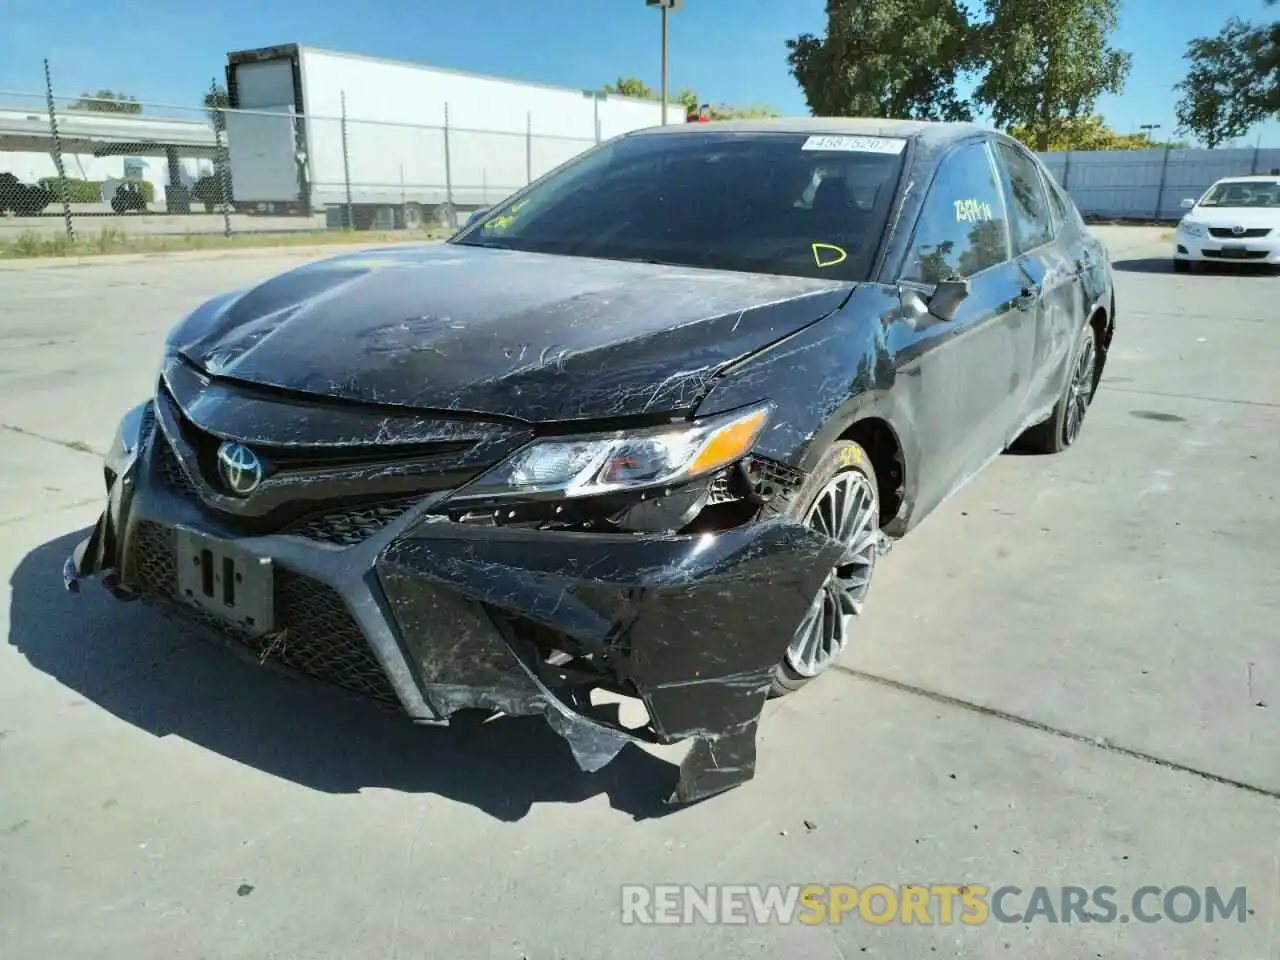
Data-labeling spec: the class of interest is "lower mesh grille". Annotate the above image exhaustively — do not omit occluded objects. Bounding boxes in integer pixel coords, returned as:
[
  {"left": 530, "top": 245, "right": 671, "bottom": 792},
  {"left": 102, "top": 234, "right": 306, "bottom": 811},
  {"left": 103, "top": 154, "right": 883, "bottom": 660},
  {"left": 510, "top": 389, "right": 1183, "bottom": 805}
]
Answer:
[
  {"left": 285, "top": 495, "right": 423, "bottom": 546},
  {"left": 129, "top": 520, "right": 400, "bottom": 706}
]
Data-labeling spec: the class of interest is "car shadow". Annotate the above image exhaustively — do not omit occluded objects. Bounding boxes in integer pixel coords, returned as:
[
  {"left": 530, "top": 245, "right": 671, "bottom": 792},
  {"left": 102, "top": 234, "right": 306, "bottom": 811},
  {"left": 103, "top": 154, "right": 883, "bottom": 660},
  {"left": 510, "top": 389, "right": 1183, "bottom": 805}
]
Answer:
[
  {"left": 1109, "top": 257, "right": 1177, "bottom": 274},
  {"left": 1111, "top": 257, "right": 1279, "bottom": 276},
  {"left": 8, "top": 529, "right": 680, "bottom": 822}
]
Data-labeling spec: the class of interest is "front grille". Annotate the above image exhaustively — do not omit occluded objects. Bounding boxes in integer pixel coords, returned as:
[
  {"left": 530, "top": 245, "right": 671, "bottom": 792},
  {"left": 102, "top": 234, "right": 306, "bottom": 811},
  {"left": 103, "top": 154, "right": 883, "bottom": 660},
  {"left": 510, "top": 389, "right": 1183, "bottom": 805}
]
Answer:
[
  {"left": 156, "top": 434, "right": 198, "bottom": 499},
  {"left": 139, "top": 403, "right": 156, "bottom": 443},
  {"left": 284, "top": 495, "right": 423, "bottom": 546},
  {"left": 1203, "top": 249, "right": 1268, "bottom": 260},
  {"left": 130, "top": 520, "right": 400, "bottom": 706},
  {"left": 1208, "top": 227, "right": 1270, "bottom": 239}
]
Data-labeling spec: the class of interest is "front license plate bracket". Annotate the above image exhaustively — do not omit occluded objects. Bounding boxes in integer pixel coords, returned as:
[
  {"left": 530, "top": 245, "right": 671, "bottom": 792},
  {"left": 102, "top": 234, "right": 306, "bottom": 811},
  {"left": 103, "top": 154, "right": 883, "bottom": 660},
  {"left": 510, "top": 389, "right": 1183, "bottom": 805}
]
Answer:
[{"left": 174, "top": 527, "right": 275, "bottom": 634}]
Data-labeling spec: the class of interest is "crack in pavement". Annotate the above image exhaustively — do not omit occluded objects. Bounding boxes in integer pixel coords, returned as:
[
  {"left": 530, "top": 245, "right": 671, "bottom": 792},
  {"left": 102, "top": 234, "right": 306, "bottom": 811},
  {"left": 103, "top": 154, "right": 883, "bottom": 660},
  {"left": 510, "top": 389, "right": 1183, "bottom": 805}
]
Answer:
[
  {"left": 0, "top": 423, "right": 104, "bottom": 457},
  {"left": 833, "top": 664, "right": 1280, "bottom": 801},
  {"left": 0, "top": 497, "right": 104, "bottom": 527},
  {"left": 1102, "top": 387, "right": 1280, "bottom": 410}
]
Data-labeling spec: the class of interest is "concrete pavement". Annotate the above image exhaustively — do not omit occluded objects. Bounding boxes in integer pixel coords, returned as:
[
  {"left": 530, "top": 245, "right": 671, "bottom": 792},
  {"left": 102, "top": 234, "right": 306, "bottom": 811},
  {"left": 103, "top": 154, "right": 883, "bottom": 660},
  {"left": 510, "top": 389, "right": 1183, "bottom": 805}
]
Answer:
[{"left": 0, "top": 229, "right": 1275, "bottom": 959}]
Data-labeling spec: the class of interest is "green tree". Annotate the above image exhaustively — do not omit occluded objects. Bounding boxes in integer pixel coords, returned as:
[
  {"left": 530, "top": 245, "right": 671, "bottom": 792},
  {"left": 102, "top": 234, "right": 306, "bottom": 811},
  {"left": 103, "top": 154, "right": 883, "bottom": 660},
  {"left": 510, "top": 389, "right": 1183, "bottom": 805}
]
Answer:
[
  {"left": 785, "top": 0, "right": 976, "bottom": 121},
  {"left": 1008, "top": 114, "right": 1186, "bottom": 151},
  {"left": 203, "top": 84, "right": 230, "bottom": 125},
  {"left": 973, "top": 0, "right": 1131, "bottom": 151},
  {"left": 601, "top": 78, "right": 776, "bottom": 120},
  {"left": 1173, "top": 2, "right": 1279, "bottom": 147},
  {"left": 69, "top": 89, "right": 142, "bottom": 113},
  {"left": 602, "top": 77, "right": 655, "bottom": 99}
]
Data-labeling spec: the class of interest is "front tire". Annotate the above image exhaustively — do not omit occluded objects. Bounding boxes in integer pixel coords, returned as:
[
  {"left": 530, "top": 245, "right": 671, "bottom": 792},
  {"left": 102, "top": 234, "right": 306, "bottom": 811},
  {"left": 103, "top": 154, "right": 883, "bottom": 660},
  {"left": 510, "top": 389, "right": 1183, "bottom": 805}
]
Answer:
[
  {"left": 771, "top": 440, "right": 881, "bottom": 697},
  {"left": 1016, "top": 322, "right": 1098, "bottom": 454},
  {"left": 1173, "top": 258, "right": 1189, "bottom": 274}
]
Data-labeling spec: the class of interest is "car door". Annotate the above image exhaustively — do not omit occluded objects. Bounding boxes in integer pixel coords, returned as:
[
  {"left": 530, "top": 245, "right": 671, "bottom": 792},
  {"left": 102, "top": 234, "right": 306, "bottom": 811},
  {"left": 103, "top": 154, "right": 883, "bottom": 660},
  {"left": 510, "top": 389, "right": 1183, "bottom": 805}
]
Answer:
[
  {"left": 890, "top": 138, "right": 1038, "bottom": 521},
  {"left": 991, "top": 140, "right": 1086, "bottom": 434}
]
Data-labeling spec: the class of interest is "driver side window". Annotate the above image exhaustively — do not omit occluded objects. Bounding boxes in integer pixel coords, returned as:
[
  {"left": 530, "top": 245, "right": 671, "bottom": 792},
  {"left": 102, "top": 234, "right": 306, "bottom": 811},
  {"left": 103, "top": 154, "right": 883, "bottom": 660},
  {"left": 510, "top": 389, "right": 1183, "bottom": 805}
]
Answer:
[{"left": 902, "top": 141, "right": 1011, "bottom": 285}]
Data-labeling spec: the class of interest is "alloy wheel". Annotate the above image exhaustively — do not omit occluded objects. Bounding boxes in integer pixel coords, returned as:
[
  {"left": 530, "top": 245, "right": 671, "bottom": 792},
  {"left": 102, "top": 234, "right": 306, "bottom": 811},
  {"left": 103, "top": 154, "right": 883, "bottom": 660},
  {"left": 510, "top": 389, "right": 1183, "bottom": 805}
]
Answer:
[
  {"left": 1064, "top": 333, "right": 1097, "bottom": 446},
  {"left": 784, "top": 470, "right": 879, "bottom": 678}
]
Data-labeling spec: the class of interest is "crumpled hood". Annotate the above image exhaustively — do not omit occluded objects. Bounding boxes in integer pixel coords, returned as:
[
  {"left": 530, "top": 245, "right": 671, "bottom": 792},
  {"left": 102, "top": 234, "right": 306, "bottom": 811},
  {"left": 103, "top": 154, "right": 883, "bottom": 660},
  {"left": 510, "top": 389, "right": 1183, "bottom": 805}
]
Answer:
[{"left": 172, "top": 243, "right": 853, "bottom": 423}]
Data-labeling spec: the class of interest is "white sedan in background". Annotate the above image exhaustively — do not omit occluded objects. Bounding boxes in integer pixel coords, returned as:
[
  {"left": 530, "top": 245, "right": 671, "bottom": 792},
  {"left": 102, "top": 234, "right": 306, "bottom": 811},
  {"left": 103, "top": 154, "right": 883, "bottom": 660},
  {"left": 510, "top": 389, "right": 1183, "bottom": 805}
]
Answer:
[{"left": 1174, "top": 175, "right": 1280, "bottom": 273}]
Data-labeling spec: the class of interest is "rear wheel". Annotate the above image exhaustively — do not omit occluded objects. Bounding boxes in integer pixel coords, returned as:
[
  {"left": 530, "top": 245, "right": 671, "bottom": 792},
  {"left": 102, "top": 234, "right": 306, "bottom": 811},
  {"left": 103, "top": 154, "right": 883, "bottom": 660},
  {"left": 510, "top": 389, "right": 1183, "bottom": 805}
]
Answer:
[
  {"left": 1016, "top": 322, "right": 1098, "bottom": 454},
  {"left": 771, "top": 440, "right": 881, "bottom": 697}
]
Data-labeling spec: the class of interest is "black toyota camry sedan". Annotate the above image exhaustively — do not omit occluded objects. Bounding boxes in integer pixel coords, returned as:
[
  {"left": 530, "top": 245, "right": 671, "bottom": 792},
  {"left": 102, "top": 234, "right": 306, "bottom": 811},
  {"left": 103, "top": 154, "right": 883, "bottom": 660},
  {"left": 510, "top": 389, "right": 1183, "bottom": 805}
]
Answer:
[{"left": 65, "top": 119, "right": 1115, "bottom": 804}]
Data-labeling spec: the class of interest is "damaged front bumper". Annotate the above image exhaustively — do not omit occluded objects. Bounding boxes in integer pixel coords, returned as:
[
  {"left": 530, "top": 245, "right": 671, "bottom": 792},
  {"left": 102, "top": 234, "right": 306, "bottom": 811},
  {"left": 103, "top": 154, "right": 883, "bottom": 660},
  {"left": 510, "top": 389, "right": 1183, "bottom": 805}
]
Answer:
[{"left": 66, "top": 401, "right": 844, "bottom": 805}]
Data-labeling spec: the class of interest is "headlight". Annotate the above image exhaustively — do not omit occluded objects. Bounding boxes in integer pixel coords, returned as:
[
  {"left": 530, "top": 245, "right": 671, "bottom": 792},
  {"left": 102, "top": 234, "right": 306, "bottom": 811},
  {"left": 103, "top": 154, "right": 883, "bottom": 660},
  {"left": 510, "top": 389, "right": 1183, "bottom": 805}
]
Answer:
[
  {"left": 449, "top": 403, "right": 773, "bottom": 503},
  {"left": 1179, "top": 219, "right": 1205, "bottom": 237}
]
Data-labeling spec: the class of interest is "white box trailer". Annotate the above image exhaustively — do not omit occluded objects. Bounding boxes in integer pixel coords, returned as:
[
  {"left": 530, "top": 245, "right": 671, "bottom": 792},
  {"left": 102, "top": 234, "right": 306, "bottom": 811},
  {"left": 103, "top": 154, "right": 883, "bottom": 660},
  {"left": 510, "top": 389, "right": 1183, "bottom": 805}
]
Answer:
[{"left": 223, "top": 44, "right": 683, "bottom": 228}]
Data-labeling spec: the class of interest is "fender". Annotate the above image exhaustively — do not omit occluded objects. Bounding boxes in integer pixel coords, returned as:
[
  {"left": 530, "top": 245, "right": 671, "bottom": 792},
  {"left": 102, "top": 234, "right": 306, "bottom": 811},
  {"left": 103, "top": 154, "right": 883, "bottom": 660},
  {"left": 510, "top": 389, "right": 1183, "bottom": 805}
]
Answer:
[{"left": 693, "top": 284, "right": 921, "bottom": 531}]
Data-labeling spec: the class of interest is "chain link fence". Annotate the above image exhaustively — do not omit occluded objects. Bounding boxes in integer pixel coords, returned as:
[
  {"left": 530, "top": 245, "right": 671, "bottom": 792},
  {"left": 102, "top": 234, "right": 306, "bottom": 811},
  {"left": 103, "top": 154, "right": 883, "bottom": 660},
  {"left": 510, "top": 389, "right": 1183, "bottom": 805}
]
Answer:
[
  {"left": 4, "top": 60, "right": 1279, "bottom": 253},
  {"left": 1038, "top": 145, "right": 1280, "bottom": 221},
  {"left": 0, "top": 60, "right": 602, "bottom": 252}
]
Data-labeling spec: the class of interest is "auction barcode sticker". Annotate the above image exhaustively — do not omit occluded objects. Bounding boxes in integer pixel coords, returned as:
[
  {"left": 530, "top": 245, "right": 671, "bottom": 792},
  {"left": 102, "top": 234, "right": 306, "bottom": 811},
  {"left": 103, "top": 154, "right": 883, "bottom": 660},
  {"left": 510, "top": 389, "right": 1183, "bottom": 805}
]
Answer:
[{"left": 801, "top": 135, "right": 906, "bottom": 154}]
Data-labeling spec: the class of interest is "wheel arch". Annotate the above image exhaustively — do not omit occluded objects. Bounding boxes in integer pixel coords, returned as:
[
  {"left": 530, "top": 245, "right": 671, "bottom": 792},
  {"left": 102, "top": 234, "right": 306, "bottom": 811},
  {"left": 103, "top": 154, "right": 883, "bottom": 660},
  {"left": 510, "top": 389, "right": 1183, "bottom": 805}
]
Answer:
[{"left": 793, "top": 394, "right": 914, "bottom": 536}]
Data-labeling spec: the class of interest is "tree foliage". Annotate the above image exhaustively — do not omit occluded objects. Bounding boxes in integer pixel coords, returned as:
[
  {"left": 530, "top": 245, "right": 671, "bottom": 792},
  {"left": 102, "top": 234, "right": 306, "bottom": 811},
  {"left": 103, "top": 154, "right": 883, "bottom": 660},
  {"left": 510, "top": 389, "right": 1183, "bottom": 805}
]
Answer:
[
  {"left": 602, "top": 77, "right": 656, "bottom": 100},
  {"left": 203, "top": 84, "right": 230, "bottom": 124},
  {"left": 600, "top": 76, "right": 778, "bottom": 120},
  {"left": 1173, "top": 3, "right": 1279, "bottom": 148},
  {"left": 1007, "top": 114, "right": 1187, "bottom": 151},
  {"left": 973, "top": 0, "right": 1131, "bottom": 151},
  {"left": 69, "top": 90, "right": 142, "bottom": 114},
  {"left": 785, "top": 0, "right": 975, "bottom": 121}
]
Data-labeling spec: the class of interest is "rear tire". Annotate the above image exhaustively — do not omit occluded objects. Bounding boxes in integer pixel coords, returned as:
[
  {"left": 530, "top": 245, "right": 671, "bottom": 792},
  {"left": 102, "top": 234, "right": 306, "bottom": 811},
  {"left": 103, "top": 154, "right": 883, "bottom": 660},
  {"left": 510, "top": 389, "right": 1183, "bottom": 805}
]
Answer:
[
  {"left": 770, "top": 440, "right": 881, "bottom": 697},
  {"left": 1016, "top": 322, "right": 1098, "bottom": 454}
]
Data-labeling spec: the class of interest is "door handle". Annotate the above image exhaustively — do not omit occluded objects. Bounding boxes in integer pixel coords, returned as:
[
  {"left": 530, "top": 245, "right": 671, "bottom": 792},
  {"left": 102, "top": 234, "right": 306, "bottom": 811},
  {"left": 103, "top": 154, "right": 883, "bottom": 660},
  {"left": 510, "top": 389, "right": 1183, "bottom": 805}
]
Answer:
[{"left": 1013, "top": 284, "right": 1040, "bottom": 310}]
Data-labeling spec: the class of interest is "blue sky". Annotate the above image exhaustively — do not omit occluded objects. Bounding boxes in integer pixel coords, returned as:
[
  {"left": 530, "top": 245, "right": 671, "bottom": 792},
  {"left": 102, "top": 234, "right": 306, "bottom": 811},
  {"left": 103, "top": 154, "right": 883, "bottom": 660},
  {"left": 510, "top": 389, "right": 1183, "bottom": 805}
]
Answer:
[{"left": 2, "top": 0, "right": 1277, "bottom": 147}]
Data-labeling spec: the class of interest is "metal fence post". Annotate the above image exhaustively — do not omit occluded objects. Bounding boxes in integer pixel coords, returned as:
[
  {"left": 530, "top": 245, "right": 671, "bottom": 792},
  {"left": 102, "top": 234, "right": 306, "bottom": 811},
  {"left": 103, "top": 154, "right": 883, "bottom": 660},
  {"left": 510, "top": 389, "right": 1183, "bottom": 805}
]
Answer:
[
  {"left": 43, "top": 59, "right": 74, "bottom": 241},
  {"left": 1154, "top": 143, "right": 1172, "bottom": 221},
  {"left": 593, "top": 93, "right": 601, "bottom": 144},
  {"left": 443, "top": 103, "right": 455, "bottom": 224},
  {"left": 210, "top": 78, "right": 232, "bottom": 238},
  {"left": 526, "top": 111, "right": 533, "bottom": 185},
  {"left": 1061, "top": 151, "right": 1072, "bottom": 193},
  {"left": 340, "top": 90, "right": 353, "bottom": 229}
]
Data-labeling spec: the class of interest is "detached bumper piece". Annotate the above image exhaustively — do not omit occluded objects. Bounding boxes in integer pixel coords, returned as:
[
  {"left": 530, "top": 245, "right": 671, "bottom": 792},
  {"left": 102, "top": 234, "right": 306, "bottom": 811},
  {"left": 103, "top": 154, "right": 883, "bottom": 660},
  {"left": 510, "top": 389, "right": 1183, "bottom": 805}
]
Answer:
[{"left": 66, "top": 401, "right": 840, "bottom": 804}]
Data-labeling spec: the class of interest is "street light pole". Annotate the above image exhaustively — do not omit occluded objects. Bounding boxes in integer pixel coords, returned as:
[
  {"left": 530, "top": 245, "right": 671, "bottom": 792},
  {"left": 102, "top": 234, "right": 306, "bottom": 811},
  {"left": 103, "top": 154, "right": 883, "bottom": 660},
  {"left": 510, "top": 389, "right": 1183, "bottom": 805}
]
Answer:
[
  {"left": 646, "top": 0, "right": 682, "bottom": 125},
  {"left": 661, "top": 4, "right": 669, "bottom": 125}
]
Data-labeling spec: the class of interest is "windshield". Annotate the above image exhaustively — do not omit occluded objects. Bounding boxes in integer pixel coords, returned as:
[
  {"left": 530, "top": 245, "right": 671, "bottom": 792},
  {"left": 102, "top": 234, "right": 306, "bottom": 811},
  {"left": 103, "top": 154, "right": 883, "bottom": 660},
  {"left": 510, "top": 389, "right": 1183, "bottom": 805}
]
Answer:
[
  {"left": 451, "top": 131, "right": 908, "bottom": 282},
  {"left": 1198, "top": 180, "right": 1280, "bottom": 208}
]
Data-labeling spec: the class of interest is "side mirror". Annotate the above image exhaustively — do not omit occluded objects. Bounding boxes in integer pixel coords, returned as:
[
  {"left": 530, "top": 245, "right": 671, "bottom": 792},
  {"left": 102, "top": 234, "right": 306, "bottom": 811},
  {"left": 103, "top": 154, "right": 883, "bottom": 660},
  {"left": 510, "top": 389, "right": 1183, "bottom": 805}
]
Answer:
[
  {"left": 1180, "top": 198, "right": 1196, "bottom": 210},
  {"left": 928, "top": 278, "right": 971, "bottom": 322}
]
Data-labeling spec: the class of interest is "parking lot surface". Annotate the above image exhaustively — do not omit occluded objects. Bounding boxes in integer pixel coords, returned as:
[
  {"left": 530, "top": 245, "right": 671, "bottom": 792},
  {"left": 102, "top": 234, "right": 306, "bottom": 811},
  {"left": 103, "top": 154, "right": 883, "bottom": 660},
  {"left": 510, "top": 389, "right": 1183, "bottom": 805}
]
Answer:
[{"left": 1, "top": 229, "right": 1276, "bottom": 959}]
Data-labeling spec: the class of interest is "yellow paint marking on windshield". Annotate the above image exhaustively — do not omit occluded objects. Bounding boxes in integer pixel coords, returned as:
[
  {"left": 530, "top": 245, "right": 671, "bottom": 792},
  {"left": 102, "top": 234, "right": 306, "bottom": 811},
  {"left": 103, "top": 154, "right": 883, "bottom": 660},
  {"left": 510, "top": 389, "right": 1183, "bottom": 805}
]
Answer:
[
  {"left": 485, "top": 199, "right": 529, "bottom": 233},
  {"left": 812, "top": 242, "right": 848, "bottom": 268}
]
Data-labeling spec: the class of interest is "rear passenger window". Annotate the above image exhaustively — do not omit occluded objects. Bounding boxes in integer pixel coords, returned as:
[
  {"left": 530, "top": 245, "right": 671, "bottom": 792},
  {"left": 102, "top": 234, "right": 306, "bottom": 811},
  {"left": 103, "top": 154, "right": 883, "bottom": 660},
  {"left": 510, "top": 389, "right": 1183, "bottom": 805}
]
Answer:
[
  {"left": 995, "top": 142, "right": 1054, "bottom": 252},
  {"left": 901, "top": 142, "right": 1010, "bottom": 285}
]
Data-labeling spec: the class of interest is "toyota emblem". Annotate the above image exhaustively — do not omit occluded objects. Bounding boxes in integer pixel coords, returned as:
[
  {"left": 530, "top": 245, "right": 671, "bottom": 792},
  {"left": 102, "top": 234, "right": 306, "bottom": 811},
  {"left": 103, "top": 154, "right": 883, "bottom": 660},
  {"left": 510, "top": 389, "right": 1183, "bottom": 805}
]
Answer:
[
  {"left": 216, "top": 441, "right": 264, "bottom": 496},
  {"left": 1231, "top": 225, "right": 1246, "bottom": 235}
]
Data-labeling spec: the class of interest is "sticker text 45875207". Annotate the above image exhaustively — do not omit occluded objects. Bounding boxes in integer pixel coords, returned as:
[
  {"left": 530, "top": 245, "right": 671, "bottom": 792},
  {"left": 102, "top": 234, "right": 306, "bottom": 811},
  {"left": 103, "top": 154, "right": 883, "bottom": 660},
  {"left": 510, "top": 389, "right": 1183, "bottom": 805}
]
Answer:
[{"left": 801, "top": 135, "right": 907, "bottom": 155}]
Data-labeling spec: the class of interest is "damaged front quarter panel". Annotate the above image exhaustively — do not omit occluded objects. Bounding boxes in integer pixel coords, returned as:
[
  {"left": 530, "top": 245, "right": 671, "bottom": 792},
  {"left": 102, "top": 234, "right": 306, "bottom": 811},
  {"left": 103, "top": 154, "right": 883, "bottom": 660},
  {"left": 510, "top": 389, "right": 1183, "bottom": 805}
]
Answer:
[{"left": 376, "top": 515, "right": 844, "bottom": 804}]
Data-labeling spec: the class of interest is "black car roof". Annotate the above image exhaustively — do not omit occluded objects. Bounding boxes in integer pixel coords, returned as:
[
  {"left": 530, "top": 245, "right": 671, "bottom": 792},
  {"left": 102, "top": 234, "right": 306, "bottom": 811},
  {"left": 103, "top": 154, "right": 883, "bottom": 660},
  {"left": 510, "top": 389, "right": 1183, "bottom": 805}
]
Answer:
[{"left": 627, "top": 117, "right": 989, "bottom": 149}]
